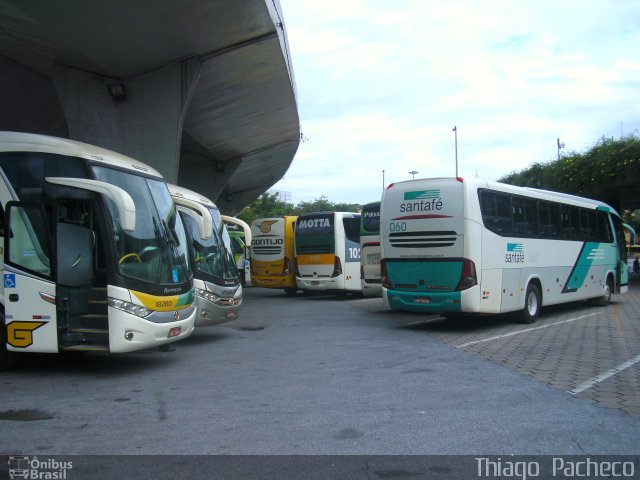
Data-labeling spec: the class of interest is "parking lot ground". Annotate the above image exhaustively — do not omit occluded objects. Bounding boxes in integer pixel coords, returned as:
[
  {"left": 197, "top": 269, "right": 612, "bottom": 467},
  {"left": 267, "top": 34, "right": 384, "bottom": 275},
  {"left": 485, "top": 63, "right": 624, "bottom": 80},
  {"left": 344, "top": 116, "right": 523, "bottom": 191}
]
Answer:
[
  {"left": 351, "top": 280, "right": 640, "bottom": 416},
  {"left": 1, "top": 282, "right": 639, "bottom": 456}
]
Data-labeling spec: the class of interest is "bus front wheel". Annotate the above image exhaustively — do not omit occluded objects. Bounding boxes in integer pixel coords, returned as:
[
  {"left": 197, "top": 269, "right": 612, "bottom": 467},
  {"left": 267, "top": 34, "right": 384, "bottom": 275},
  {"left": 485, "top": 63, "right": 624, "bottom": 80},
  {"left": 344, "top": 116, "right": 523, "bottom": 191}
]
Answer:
[
  {"left": 0, "top": 310, "right": 16, "bottom": 371},
  {"left": 519, "top": 283, "right": 541, "bottom": 324},
  {"left": 593, "top": 276, "right": 614, "bottom": 306}
]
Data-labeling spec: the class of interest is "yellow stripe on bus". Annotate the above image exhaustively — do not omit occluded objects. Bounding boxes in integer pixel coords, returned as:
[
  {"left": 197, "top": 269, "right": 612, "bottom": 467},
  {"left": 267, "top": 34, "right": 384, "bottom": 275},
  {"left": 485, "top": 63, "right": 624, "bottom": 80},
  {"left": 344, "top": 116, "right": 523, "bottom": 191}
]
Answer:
[
  {"left": 296, "top": 254, "right": 335, "bottom": 265},
  {"left": 131, "top": 289, "right": 194, "bottom": 311}
]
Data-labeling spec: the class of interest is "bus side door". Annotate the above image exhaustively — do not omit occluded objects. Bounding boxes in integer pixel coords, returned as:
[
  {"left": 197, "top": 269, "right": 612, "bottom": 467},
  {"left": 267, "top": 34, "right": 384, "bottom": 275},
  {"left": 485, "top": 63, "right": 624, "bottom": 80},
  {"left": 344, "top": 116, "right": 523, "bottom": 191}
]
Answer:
[{"left": 3, "top": 202, "right": 58, "bottom": 353}]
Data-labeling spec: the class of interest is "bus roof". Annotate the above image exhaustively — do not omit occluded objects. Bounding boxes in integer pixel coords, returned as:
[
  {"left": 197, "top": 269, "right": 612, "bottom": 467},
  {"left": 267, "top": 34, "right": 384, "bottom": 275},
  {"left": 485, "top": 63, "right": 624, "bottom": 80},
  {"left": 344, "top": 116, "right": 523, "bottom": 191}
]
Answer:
[
  {"left": 251, "top": 215, "right": 297, "bottom": 224},
  {"left": 168, "top": 183, "right": 218, "bottom": 210},
  {"left": 0, "top": 131, "right": 163, "bottom": 179},
  {"left": 388, "top": 176, "right": 618, "bottom": 216},
  {"left": 297, "top": 211, "right": 360, "bottom": 217}
]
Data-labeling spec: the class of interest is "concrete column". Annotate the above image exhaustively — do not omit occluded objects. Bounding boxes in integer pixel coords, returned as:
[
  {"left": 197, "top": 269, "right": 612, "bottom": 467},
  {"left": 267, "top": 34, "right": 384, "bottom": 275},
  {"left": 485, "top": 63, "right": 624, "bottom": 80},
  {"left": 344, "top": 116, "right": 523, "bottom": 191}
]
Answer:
[
  {"left": 51, "top": 58, "right": 201, "bottom": 183},
  {"left": 178, "top": 149, "right": 242, "bottom": 205}
]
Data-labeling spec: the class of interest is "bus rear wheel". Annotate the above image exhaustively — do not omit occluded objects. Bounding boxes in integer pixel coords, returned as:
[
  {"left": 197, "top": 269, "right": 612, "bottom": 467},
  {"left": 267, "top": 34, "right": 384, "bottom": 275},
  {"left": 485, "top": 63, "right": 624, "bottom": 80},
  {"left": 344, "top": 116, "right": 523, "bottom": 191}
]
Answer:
[{"left": 519, "top": 283, "right": 541, "bottom": 324}]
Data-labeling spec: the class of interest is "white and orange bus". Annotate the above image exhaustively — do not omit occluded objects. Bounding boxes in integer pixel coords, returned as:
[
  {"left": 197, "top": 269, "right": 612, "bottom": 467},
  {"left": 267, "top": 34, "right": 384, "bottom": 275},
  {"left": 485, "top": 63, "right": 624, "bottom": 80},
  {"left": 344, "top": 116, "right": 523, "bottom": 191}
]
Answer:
[{"left": 294, "top": 212, "right": 361, "bottom": 294}]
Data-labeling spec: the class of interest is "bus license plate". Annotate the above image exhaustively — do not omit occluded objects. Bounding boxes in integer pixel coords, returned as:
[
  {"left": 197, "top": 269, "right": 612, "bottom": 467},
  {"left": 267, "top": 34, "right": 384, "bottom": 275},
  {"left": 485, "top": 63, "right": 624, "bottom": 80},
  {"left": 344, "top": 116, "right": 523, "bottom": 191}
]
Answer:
[
  {"left": 168, "top": 327, "right": 182, "bottom": 338},
  {"left": 414, "top": 297, "right": 431, "bottom": 304},
  {"left": 311, "top": 281, "right": 320, "bottom": 286}
]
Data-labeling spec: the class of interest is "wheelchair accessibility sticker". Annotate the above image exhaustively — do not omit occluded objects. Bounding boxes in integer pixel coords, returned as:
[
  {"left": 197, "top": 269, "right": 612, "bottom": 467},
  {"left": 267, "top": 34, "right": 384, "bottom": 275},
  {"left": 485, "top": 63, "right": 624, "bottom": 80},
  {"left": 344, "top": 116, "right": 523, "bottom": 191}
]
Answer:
[{"left": 4, "top": 273, "right": 16, "bottom": 288}]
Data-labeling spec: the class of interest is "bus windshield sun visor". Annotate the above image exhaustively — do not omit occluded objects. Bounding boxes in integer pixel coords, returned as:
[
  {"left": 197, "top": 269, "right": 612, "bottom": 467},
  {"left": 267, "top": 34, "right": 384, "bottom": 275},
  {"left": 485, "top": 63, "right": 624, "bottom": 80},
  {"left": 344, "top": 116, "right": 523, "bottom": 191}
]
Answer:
[{"left": 45, "top": 177, "right": 136, "bottom": 232}]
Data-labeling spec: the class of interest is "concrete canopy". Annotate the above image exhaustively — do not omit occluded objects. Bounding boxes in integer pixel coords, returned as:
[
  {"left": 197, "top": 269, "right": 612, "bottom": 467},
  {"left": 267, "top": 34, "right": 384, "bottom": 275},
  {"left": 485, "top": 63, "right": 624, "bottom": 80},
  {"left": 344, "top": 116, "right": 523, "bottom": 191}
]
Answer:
[{"left": 0, "top": 0, "right": 300, "bottom": 214}]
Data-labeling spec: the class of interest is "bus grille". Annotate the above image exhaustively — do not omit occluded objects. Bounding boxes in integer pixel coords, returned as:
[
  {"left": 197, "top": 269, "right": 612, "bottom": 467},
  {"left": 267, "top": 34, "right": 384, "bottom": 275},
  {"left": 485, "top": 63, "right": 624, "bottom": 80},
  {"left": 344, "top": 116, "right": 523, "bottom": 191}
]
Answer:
[
  {"left": 389, "top": 230, "right": 457, "bottom": 248},
  {"left": 298, "top": 245, "right": 332, "bottom": 254},
  {"left": 253, "top": 245, "right": 283, "bottom": 255}
]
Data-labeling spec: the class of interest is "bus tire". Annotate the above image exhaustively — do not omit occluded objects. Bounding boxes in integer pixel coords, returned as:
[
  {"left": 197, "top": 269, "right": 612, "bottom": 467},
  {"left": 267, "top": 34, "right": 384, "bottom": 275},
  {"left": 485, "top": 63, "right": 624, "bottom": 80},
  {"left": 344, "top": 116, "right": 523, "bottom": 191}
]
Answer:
[
  {"left": 594, "top": 276, "right": 614, "bottom": 306},
  {"left": 519, "top": 283, "right": 541, "bottom": 324},
  {"left": 284, "top": 288, "right": 298, "bottom": 295}
]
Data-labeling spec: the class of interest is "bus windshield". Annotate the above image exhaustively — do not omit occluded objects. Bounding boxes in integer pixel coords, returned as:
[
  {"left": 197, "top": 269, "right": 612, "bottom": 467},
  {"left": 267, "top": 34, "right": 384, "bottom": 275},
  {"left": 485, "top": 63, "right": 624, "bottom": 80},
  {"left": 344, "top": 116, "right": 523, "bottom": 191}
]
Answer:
[
  {"left": 92, "top": 166, "right": 191, "bottom": 285},
  {"left": 296, "top": 213, "right": 335, "bottom": 254},
  {"left": 361, "top": 203, "right": 380, "bottom": 234},
  {"left": 181, "top": 206, "right": 238, "bottom": 282}
]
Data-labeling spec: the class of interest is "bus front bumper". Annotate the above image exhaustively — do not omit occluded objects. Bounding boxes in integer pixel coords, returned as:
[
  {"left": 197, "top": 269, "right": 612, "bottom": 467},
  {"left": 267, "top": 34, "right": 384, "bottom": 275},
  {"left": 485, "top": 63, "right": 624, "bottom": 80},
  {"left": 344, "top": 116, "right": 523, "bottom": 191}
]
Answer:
[
  {"left": 193, "top": 295, "right": 241, "bottom": 327},
  {"left": 362, "top": 280, "right": 382, "bottom": 297},
  {"left": 109, "top": 305, "right": 196, "bottom": 353},
  {"left": 297, "top": 276, "right": 343, "bottom": 291},
  {"left": 252, "top": 275, "right": 297, "bottom": 290}
]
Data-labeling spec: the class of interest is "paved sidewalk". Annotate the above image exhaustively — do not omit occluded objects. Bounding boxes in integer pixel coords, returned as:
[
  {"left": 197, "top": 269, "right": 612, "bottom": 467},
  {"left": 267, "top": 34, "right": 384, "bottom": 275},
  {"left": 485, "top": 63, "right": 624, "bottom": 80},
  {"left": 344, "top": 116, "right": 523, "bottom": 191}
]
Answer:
[{"left": 351, "top": 281, "right": 640, "bottom": 415}]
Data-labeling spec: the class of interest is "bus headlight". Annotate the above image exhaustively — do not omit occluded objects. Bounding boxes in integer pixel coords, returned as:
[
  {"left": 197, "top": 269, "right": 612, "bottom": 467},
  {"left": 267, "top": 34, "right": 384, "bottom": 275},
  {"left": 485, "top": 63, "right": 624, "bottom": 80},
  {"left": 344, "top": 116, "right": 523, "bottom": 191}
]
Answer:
[
  {"left": 195, "top": 287, "right": 219, "bottom": 303},
  {"left": 108, "top": 297, "right": 153, "bottom": 318}
]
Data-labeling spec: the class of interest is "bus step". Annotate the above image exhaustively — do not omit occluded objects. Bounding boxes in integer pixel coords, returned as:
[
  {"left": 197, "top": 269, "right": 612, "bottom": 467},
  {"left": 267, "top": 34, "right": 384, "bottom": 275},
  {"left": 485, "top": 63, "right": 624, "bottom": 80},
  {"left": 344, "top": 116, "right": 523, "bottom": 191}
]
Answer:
[
  {"left": 88, "top": 299, "right": 108, "bottom": 315},
  {"left": 69, "top": 328, "right": 109, "bottom": 334},
  {"left": 80, "top": 314, "right": 108, "bottom": 321},
  {"left": 62, "top": 345, "right": 110, "bottom": 352}
]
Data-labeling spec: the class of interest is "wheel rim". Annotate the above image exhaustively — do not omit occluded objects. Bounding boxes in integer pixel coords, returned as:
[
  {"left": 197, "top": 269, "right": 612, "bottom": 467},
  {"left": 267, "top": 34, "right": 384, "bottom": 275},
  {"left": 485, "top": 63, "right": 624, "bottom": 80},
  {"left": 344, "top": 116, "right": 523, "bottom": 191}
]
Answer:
[
  {"left": 527, "top": 291, "right": 538, "bottom": 316},
  {"left": 603, "top": 283, "right": 611, "bottom": 302}
]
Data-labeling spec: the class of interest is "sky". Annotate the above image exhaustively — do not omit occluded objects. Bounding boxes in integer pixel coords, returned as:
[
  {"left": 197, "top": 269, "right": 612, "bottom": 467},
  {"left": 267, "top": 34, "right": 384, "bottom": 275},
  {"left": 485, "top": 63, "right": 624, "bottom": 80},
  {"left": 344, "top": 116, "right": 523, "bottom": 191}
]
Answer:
[{"left": 271, "top": 0, "right": 640, "bottom": 206}]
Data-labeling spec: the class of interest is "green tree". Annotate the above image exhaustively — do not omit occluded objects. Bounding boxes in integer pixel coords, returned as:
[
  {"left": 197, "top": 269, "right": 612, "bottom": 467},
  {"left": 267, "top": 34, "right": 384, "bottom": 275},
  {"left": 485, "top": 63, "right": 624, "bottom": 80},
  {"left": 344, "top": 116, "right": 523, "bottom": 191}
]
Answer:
[
  {"left": 293, "top": 196, "right": 361, "bottom": 215},
  {"left": 236, "top": 192, "right": 293, "bottom": 225},
  {"left": 236, "top": 194, "right": 362, "bottom": 225},
  {"left": 498, "top": 133, "right": 640, "bottom": 197},
  {"left": 293, "top": 195, "right": 334, "bottom": 214}
]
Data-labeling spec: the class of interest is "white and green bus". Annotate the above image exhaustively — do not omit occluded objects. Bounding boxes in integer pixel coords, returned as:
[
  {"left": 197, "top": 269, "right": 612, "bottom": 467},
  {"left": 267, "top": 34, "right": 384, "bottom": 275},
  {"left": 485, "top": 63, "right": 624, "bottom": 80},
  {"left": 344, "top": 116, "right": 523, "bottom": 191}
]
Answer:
[
  {"left": 0, "top": 132, "right": 196, "bottom": 367},
  {"left": 360, "top": 201, "right": 382, "bottom": 296},
  {"left": 295, "top": 212, "right": 362, "bottom": 293},
  {"left": 381, "top": 177, "right": 628, "bottom": 323},
  {"left": 169, "top": 184, "right": 242, "bottom": 326}
]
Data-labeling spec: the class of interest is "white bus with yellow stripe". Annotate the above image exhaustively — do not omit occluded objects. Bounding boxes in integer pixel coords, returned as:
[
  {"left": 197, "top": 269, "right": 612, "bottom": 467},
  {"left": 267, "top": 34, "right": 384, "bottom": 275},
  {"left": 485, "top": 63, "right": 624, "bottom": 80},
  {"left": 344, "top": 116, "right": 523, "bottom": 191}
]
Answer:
[
  {"left": 294, "top": 212, "right": 362, "bottom": 293},
  {"left": 0, "top": 132, "right": 196, "bottom": 368}
]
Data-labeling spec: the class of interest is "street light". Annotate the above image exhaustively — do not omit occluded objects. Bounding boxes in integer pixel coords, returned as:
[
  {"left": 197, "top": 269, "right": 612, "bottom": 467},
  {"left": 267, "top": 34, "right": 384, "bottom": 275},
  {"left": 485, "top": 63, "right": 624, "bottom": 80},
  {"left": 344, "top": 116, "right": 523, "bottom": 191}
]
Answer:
[
  {"left": 408, "top": 170, "right": 418, "bottom": 180},
  {"left": 557, "top": 138, "right": 565, "bottom": 160}
]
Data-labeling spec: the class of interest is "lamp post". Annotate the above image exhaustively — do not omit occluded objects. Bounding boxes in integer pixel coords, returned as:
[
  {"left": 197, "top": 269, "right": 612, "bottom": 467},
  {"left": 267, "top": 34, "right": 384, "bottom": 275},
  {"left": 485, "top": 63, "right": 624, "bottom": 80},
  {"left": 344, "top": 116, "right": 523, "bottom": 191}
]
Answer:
[
  {"left": 557, "top": 138, "right": 565, "bottom": 160},
  {"left": 382, "top": 169, "right": 385, "bottom": 191},
  {"left": 453, "top": 126, "right": 458, "bottom": 177},
  {"left": 408, "top": 170, "right": 418, "bottom": 180}
]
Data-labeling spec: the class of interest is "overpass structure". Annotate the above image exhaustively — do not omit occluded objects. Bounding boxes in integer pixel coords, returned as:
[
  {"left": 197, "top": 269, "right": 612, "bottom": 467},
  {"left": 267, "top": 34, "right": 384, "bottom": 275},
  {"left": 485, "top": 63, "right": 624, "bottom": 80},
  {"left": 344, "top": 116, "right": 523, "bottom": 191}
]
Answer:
[{"left": 0, "top": 0, "right": 300, "bottom": 214}]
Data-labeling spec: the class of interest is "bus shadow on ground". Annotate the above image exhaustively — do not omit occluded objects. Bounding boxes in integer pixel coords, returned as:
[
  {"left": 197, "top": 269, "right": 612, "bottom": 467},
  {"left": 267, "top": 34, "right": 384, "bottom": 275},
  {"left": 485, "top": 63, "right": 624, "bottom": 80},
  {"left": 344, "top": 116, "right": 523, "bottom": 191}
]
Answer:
[
  {"left": 3, "top": 348, "right": 184, "bottom": 376},
  {"left": 179, "top": 330, "right": 231, "bottom": 346},
  {"left": 389, "top": 299, "right": 602, "bottom": 334},
  {"left": 288, "top": 291, "right": 363, "bottom": 302}
]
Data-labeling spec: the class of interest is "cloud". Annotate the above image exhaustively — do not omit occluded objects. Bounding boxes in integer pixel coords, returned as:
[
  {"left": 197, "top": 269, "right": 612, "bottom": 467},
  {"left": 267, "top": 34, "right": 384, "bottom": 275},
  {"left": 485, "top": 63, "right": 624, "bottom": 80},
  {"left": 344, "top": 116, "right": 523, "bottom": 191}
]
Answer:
[{"left": 274, "top": 0, "right": 640, "bottom": 205}]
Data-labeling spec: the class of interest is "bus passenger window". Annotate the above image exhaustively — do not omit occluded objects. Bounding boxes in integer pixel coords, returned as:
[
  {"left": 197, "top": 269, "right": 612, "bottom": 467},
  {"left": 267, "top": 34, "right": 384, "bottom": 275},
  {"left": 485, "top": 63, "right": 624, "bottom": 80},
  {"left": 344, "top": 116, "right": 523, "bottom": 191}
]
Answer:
[
  {"left": 538, "top": 202, "right": 553, "bottom": 237},
  {"left": 561, "top": 206, "right": 579, "bottom": 240},
  {"left": 480, "top": 190, "right": 511, "bottom": 235},
  {"left": 549, "top": 204, "right": 561, "bottom": 238},
  {"left": 595, "top": 211, "right": 613, "bottom": 243},
  {"left": 512, "top": 197, "right": 531, "bottom": 235},
  {"left": 343, "top": 217, "right": 361, "bottom": 243}
]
